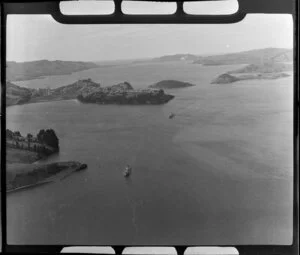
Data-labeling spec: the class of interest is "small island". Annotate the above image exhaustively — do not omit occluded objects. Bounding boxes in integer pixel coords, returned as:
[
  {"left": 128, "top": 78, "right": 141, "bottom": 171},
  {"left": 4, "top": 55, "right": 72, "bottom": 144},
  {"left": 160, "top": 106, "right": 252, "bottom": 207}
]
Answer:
[
  {"left": 77, "top": 81, "right": 174, "bottom": 105},
  {"left": 148, "top": 80, "right": 195, "bottom": 89},
  {"left": 211, "top": 73, "right": 240, "bottom": 84},
  {"left": 6, "top": 129, "right": 87, "bottom": 192}
]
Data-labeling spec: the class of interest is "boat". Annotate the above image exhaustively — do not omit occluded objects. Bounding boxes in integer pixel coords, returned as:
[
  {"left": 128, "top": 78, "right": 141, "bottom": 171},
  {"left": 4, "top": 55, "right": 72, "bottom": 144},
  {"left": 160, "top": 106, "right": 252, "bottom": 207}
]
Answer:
[
  {"left": 169, "top": 113, "right": 175, "bottom": 119},
  {"left": 123, "top": 165, "right": 132, "bottom": 177}
]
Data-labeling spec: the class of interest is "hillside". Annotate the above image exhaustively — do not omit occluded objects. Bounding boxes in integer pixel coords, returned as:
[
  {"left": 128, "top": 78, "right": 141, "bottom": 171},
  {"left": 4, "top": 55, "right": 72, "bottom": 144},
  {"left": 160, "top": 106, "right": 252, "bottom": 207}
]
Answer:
[
  {"left": 110, "top": 81, "right": 133, "bottom": 91},
  {"left": 6, "top": 128, "right": 87, "bottom": 192},
  {"left": 194, "top": 48, "right": 293, "bottom": 66},
  {"left": 7, "top": 161, "right": 87, "bottom": 192},
  {"left": 6, "top": 60, "right": 99, "bottom": 81},
  {"left": 6, "top": 79, "right": 101, "bottom": 106},
  {"left": 6, "top": 81, "right": 33, "bottom": 106},
  {"left": 133, "top": 48, "right": 293, "bottom": 66},
  {"left": 211, "top": 61, "right": 292, "bottom": 84},
  {"left": 211, "top": 73, "right": 240, "bottom": 84},
  {"left": 50, "top": 79, "right": 101, "bottom": 99},
  {"left": 228, "top": 62, "right": 293, "bottom": 74},
  {"left": 149, "top": 80, "right": 195, "bottom": 89},
  {"left": 211, "top": 72, "right": 290, "bottom": 84}
]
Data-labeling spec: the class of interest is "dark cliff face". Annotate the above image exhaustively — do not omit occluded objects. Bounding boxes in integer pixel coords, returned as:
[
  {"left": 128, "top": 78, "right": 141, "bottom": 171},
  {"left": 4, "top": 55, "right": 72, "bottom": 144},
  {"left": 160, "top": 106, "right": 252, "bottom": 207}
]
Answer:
[
  {"left": 149, "top": 80, "right": 195, "bottom": 89},
  {"left": 77, "top": 82, "right": 174, "bottom": 105}
]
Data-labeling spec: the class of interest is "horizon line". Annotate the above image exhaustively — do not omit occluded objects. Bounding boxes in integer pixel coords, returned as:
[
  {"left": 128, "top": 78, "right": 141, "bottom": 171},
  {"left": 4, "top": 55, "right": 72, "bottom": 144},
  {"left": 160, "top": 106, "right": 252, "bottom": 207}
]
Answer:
[{"left": 6, "top": 46, "right": 293, "bottom": 64}]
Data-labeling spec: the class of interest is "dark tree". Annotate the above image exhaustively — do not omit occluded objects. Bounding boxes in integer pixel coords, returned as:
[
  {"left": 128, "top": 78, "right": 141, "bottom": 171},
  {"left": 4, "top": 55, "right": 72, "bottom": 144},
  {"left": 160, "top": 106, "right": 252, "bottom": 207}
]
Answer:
[
  {"left": 27, "top": 133, "right": 33, "bottom": 150},
  {"left": 42, "top": 129, "right": 59, "bottom": 149},
  {"left": 14, "top": 131, "right": 21, "bottom": 137},
  {"left": 37, "top": 129, "right": 45, "bottom": 143},
  {"left": 6, "top": 129, "right": 13, "bottom": 139}
]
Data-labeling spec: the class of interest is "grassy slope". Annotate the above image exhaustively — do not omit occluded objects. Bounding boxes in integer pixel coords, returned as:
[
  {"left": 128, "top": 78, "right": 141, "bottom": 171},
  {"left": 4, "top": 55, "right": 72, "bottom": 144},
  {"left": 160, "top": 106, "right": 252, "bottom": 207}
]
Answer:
[
  {"left": 6, "top": 146, "right": 86, "bottom": 192},
  {"left": 6, "top": 161, "right": 83, "bottom": 192},
  {"left": 7, "top": 148, "right": 41, "bottom": 164}
]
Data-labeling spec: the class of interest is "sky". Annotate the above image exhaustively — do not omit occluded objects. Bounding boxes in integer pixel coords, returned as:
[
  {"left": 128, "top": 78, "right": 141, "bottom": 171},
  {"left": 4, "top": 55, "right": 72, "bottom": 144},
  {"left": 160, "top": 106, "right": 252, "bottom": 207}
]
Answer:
[{"left": 7, "top": 12, "right": 293, "bottom": 62}]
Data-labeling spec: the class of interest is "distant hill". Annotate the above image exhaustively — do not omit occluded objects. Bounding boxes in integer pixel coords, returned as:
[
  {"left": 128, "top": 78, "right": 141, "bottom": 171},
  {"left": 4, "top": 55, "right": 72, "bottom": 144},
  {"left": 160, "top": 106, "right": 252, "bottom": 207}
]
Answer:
[
  {"left": 194, "top": 48, "right": 293, "bottom": 66},
  {"left": 149, "top": 80, "right": 195, "bottom": 89},
  {"left": 6, "top": 60, "right": 99, "bottom": 81},
  {"left": 228, "top": 62, "right": 293, "bottom": 74},
  {"left": 151, "top": 54, "right": 199, "bottom": 62},
  {"left": 211, "top": 62, "right": 292, "bottom": 85},
  {"left": 211, "top": 72, "right": 290, "bottom": 84},
  {"left": 134, "top": 48, "right": 293, "bottom": 66}
]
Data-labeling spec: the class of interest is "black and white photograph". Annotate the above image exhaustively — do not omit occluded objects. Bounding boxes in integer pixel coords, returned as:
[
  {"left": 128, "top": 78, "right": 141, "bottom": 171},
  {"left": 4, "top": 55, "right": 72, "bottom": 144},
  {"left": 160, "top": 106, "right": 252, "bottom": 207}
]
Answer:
[{"left": 3, "top": 6, "right": 294, "bottom": 248}]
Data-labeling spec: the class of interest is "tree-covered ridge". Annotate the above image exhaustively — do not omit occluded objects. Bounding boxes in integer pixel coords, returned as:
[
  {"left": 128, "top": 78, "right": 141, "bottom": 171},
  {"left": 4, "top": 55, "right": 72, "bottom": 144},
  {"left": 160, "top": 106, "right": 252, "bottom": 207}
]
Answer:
[
  {"left": 6, "top": 128, "right": 59, "bottom": 155},
  {"left": 77, "top": 81, "right": 174, "bottom": 105}
]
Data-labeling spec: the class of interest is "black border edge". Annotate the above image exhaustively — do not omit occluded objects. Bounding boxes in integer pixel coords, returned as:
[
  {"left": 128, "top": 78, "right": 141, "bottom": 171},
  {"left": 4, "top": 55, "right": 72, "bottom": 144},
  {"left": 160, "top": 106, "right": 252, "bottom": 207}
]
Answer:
[
  {"left": 1, "top": 0, "right": 299, "bottom": 254},
  {"left": 1, "top": 1, "right": 7, "bottom": 254},
  {"left": 1, "top": 0, "right": 296, "bottom": 14},
  {"left": 293, "top": 0, "right": 299, "bottom": 253}
]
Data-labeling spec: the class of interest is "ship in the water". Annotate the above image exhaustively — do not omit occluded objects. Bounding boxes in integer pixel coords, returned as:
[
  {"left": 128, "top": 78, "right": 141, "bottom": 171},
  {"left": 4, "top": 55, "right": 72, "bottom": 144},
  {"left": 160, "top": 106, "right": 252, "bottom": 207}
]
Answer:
[
  {"left": 123, "top": 165, "right": 132, "bottom": 177},
  {"left": 169, "top": 113, "right": 175, "bottom": 119}
]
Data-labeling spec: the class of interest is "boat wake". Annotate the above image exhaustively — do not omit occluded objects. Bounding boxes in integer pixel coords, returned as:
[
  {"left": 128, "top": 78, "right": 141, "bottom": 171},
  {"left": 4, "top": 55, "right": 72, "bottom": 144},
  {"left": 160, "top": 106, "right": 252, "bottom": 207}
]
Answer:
[{"left": 125, "top": 178, "right": 139, "bottom": 241}]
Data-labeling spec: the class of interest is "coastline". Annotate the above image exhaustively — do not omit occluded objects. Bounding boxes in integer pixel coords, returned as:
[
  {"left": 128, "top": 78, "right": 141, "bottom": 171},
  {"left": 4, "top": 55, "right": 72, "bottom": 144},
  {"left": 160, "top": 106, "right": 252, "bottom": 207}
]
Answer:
[
  {"left": 6, "top": 98, "right": 78, "bottom": 108},
  {"left": 7, "top": 161, "right": 87, "bottom": 193},
  {"left": 6, "top": 129, "right": 87, "bottom": 193}
]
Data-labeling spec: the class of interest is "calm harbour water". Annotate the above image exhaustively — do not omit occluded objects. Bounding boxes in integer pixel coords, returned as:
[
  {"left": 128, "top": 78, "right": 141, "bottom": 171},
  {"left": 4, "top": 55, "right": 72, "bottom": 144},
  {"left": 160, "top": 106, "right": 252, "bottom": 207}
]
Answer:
[{"left": 6, "top": 63, "right": 293, "bottom": 245}]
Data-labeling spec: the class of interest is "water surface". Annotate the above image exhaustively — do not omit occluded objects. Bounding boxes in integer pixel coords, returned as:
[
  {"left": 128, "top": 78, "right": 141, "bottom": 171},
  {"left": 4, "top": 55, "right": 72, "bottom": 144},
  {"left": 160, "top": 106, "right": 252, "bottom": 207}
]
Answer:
[{"left": 7, "top": 63, "right": 293, "bottom": 245}]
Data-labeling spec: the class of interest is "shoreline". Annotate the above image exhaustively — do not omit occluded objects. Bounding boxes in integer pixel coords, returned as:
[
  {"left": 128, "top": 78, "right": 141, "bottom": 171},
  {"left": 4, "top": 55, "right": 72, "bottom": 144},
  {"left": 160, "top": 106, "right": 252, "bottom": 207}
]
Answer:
[
  {"left": 7, "top": 161, "right": 87, "bottom": 193},
  {"left": 6, "top": 179, "right": 53, "bottom": 193},
  {"left": 6, "top": 98, "right": 77, "bottom": 108}
]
